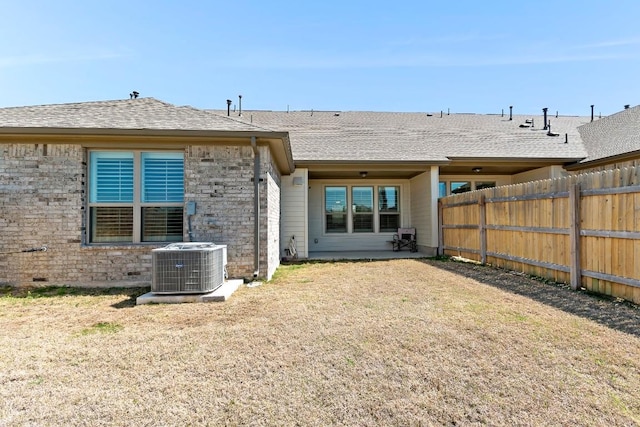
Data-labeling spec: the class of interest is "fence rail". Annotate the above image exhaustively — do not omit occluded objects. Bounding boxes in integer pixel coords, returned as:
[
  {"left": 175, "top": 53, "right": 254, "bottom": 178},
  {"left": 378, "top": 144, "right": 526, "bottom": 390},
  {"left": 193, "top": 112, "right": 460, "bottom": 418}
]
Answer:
[{"left": 438, "top": 167, "right": 640, "bottom": 304}]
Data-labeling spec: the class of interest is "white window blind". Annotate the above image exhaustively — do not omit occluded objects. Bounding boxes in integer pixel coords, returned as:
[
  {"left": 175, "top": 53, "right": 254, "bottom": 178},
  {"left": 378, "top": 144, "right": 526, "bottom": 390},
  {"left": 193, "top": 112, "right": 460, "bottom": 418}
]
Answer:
[
  {"left": 89, "top": 152, "right": 134, "bottom": 203},
  {"left": 142, "top": 153, "right": 184, "bottom": 203},
  {"left": 325, "top": 186, "right": 347, "bottom": 233},
  {"left": 352, "top": 186, "right": 373, "bottom": 232}
]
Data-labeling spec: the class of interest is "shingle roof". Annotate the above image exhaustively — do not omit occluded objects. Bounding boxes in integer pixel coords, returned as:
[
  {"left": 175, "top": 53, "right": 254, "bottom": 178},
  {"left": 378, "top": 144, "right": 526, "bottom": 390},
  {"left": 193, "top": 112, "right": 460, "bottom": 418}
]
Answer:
[
  {"left": 577, "top": 105, "right": 640, "bottom": 164},
  {"left": 211, "top": 110, "right": 589, "bottom": 163},
  {"left": 0, "top": 98, "right": 268, "bottom": 133}
]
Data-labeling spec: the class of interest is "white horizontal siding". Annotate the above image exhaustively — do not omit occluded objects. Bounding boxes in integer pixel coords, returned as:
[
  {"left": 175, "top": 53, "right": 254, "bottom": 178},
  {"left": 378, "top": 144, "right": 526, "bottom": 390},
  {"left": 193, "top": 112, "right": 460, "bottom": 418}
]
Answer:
[
  {"left": 309, "top": 179, "right": 410, "bottom": 252},
  {"left": 410, "top": 170, "right": 431, "bottom": 249},
  {"left": 281, "top": 169, "right": 308, "bottom": 258}
]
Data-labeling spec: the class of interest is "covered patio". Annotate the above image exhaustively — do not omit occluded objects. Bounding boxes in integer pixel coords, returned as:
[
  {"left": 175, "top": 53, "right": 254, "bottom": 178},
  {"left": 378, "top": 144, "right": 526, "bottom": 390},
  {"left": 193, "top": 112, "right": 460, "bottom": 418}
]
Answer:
[{"left": 307, "top": 250, "right": 427, "bottom": 261}]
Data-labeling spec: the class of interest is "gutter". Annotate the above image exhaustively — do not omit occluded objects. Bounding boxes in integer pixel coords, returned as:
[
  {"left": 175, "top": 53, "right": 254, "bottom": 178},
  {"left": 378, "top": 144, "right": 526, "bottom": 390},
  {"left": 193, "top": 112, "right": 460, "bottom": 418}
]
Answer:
[
  {"left": 0, "top": 126, "right": 289, "bottom": 140},
  {"left": 564, "top": 149, "right": 640, "bottom": 171},
  {"left": 251, "top": 136, "right": 260, "bottom": 279}
]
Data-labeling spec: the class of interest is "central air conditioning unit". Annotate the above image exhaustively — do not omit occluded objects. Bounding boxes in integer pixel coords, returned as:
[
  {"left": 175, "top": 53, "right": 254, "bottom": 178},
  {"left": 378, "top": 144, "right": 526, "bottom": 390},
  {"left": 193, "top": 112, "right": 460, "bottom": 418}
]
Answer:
[{"left": 151, "top": 242, "right": 227, "bottom": 294}]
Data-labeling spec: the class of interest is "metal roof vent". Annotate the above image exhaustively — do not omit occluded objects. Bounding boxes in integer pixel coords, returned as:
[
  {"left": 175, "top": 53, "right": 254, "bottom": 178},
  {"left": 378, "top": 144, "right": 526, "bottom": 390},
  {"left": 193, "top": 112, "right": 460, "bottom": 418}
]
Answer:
[
  {"left": 546, "top": 120, "right": 559, "bottom": 137},
  {"left": 520, "top": 118, "right": 534, "bottom": 128}
]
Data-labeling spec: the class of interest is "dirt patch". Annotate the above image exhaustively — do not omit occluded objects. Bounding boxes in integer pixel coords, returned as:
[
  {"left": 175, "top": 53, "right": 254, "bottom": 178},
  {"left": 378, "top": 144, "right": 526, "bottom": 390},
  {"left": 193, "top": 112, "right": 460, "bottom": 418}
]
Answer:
[{"left": 1, "top": 259, "right": 639, "bottom": 426}]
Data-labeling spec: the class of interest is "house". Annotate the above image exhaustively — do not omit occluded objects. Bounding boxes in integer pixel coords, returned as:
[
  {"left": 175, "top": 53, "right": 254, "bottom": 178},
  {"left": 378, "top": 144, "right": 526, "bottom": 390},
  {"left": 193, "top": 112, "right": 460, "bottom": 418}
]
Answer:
[
  {"left": 1, "top": 98, "right": 637, "bottom": 287},
  {"left": 0, "top": 98, "right": 293, "bottom": 285},
  {"left": 210, "top": 109, "right": 589, "bottom": 259}
]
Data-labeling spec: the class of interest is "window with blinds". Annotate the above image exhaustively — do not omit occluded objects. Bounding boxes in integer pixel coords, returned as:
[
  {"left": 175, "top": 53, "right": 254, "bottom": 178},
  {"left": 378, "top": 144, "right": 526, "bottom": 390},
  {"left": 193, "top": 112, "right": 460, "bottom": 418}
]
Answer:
[
  {"left": 88, "top": 151, "right": 184, "bottom": 244},
  {"left": 142, "top": 207, "right": 183, "bottom": 242},
  {"left": 90, "top": 207, "right": 134, "bottom": 243},
  {"left": 325, "top": 186, "right": 347, "bottom": 233},
  {"left": 323, "top": 185, "right": 401, "bottom": 234},
  {"left": 141, "top": 153, "right": 184, "bottom": 203},
  {"left": 352, "top": 186, "right": 373, "bottom": 232},
  {"left": 89, "top": 152, "right": 134, "bottom": 203},
  {"left": 378, "top": 186, "right": 400, "bottom": 232}
]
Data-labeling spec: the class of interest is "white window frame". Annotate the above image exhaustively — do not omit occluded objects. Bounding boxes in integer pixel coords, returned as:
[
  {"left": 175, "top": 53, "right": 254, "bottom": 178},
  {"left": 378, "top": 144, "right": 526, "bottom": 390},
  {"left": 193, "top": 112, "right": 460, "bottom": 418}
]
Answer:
[
  {"left": 87, "top": 150, "right": 184, "bottom": 244},
  {"left": 323, "top": 184, "right": 400, "bottom": 234}
]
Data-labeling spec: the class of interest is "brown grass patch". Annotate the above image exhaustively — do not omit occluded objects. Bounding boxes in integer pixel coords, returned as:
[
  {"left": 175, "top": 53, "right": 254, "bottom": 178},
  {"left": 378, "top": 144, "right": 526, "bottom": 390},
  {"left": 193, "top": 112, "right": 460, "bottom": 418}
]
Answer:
[{"left": 1, "top": 259, "right": 639, "bottom": 426}]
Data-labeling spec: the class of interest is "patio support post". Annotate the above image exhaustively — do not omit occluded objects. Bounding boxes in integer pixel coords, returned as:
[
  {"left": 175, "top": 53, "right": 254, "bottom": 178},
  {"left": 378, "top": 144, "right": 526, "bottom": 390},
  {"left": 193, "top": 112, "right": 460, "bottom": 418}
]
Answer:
[{"left": 437, "top": 200, "right": 444, "bottom": 256}]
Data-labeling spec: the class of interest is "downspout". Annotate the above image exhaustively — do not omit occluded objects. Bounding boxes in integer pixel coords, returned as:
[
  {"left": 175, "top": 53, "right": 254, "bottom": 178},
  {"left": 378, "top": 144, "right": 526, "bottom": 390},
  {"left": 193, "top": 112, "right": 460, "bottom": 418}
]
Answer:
[{"left": 251, "top": 136, "right": 260, "bottom": 278}]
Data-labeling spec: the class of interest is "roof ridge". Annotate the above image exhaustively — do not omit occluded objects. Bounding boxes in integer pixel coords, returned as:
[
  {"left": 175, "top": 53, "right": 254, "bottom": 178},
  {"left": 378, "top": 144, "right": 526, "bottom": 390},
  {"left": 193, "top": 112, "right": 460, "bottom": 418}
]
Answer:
[
  {"left": 206, "top": 110, "right": 280, "bottom": 132},
  {"left": 0, "top": 97, "right": 167, "bottom": 110},
  {"left": 581, "top": 104, "right": 640, "bottom": 126}
]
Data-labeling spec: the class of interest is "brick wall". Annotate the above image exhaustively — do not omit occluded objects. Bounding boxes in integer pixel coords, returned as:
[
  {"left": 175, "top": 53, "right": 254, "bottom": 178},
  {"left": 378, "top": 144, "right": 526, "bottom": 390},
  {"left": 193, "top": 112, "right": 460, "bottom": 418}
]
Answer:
[
  {"left": 0, "top": 142, "right": 282, "bottom": 287},
  {"left": 184, "top": 144, "right": 281, "bottom": 280},
  {"left": 0, "top": 144, "right": 86, "bottom": 286}
]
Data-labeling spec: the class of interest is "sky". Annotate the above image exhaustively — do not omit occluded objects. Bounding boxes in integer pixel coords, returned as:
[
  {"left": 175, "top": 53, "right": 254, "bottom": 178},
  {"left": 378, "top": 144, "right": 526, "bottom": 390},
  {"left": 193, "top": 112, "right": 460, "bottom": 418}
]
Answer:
[{"left": 1, "top": 1, "right": 639, "bottom": 116}]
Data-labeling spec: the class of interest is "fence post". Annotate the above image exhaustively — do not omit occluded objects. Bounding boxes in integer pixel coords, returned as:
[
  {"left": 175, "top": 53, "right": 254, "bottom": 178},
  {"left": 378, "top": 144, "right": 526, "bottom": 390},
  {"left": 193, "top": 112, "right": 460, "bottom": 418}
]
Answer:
[
  {"left": 479, "top": 195, "right": 487, "bottom": 264},
  {"left": 437, "top": 200, "right": 444, "bottom": 256},
  {"left": 569, "top": 183, "right": 582, "bottom": 290}
]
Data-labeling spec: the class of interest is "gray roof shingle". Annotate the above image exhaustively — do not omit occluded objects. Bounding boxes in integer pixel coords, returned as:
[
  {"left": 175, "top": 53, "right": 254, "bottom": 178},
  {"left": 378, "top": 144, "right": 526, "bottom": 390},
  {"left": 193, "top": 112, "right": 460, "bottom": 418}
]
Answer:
[
  {"left": 211, "top": 110, "right": 589, "bottom": 163},
  {"left": 0, "top": 98, "right": 269, "bottom": 133},
  {"left": 577, "top": 105, "right": 640, "bottom": 164}
]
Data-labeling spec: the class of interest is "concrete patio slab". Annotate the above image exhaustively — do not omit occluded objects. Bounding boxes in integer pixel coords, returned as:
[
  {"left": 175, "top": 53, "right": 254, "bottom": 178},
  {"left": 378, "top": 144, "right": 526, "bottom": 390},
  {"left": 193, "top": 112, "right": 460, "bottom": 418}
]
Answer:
[{"left": 306, "top": 250, "right": 427, "bottom": 261}]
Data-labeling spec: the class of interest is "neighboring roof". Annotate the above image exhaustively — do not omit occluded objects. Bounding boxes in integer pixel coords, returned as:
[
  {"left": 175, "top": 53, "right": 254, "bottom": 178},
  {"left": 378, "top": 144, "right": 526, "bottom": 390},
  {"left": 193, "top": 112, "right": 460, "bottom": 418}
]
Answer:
[
  {"left": 576, "top": 105, "right": 640, "bottom": 165},
  {"left": 0, "top": 97, "right": 270, "bottom": 133},
  {"left": 211, "top": 109, "right": 589, "bottom": 163}
]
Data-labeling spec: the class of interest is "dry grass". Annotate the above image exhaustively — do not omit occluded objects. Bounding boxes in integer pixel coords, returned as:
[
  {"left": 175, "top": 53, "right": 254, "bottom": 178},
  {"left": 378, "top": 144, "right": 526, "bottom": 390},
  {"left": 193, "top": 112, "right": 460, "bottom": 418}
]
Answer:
[{"left": 1, "top": 259, "right": 640, "bottom": 426}]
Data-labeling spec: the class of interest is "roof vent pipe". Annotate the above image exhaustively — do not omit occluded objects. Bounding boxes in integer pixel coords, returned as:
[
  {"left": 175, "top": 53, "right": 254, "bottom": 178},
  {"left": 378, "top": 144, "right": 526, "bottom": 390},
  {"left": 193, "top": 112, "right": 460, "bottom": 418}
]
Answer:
[
  {"left": 509, "top": 106, "right": 513, "bottom": 121},
  {"left": 238, "top": 95, "right": 243, "bottom": 116},
  {"left": 590, "top": 105, "right": 594, "bottom": 122},
  {"left": 624, "top": 104, "right": 630, "bottom": 109},
  {"left": 226, "top": 99, "right": 232, "bottom": 116},
  {"left": 542, "top": 108, "right": 548, "bottom": 130}
]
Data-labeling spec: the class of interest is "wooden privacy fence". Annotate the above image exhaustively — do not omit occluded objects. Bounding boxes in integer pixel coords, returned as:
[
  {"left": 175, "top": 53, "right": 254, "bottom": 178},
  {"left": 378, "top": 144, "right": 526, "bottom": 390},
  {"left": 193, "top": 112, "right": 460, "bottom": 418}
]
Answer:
[{"left": 438, "top": 167, "right": 640, "bottom": 304}]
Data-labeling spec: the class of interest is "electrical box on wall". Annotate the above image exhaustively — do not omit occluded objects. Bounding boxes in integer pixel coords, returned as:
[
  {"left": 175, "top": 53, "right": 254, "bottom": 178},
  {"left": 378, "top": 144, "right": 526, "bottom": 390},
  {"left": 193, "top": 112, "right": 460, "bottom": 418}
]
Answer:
[{"left": 186, "top": 201, "right": 196, "bottom": 215}]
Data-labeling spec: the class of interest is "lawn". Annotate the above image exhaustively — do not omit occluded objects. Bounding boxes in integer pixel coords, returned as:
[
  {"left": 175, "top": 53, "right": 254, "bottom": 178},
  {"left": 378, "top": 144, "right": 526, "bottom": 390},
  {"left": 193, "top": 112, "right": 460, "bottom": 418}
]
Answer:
[{"left": 1, "top": 259, "right": 639, "bottom": 426}]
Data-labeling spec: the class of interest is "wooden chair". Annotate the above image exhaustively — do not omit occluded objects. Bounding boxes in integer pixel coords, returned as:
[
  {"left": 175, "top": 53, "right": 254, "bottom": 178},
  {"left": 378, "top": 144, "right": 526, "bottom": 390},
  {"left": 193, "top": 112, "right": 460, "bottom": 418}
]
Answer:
[{"left": 391, "top": 228, "right": 417, "bottom": 252}]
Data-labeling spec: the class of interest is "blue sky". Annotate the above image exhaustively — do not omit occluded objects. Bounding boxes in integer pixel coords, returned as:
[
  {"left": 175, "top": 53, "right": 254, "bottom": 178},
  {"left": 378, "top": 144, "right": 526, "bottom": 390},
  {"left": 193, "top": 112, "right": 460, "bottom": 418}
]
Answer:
[{"left": 1, "top": 1, "right": 639, "bottom": 115}]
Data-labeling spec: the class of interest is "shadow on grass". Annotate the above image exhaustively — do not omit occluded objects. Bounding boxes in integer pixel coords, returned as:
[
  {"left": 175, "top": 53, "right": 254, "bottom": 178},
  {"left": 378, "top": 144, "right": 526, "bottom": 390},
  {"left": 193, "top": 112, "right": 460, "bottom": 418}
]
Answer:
[
  {"left": 0, "top": 285, "right": 149, "bottom": 309},
  {"left": 424, "top": 258, "right": 640, "bottom": 338}
]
